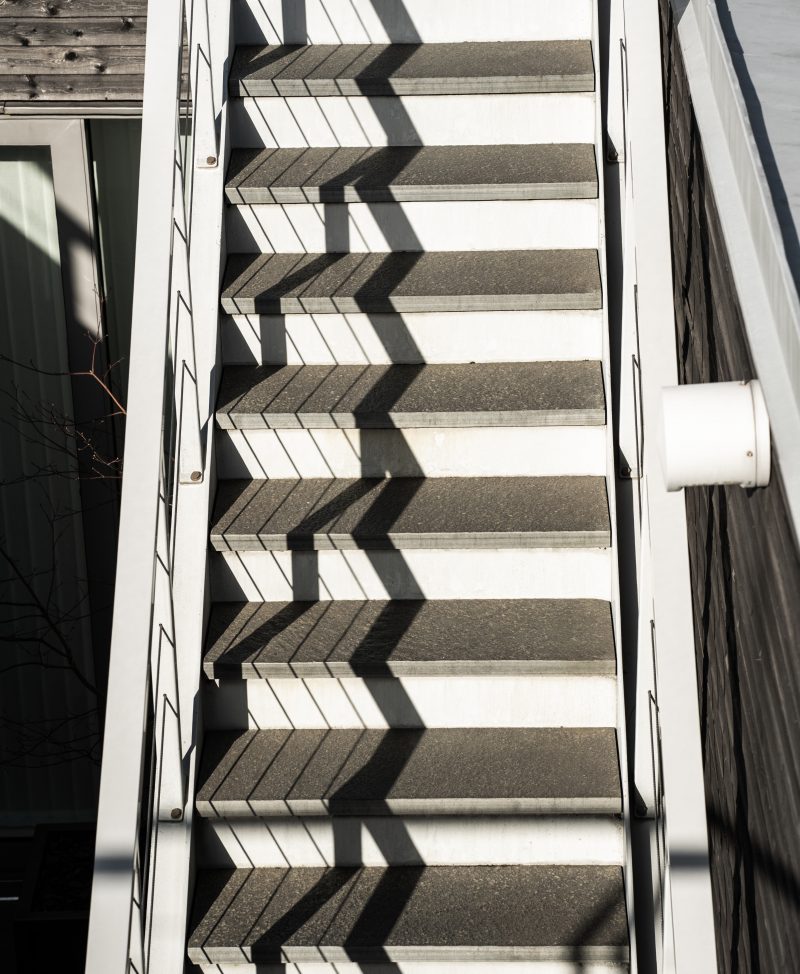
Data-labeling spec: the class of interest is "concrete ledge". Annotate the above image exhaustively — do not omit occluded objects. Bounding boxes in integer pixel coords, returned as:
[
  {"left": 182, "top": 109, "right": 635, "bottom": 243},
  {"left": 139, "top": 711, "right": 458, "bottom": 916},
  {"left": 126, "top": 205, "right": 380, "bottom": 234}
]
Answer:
[
  {"left": 216, "top": 362, "right": 606, "bottom": 430},
  {"left": 188, "top": 864, "right": 629, "bottom": 964},
  {"left": 225, "top": 145, "right": 599, "bottom": 203},
  {"left": 209, "top": 477, "right": 611, "bottom": 552},
  {"left": 203, "top": 598, "right": 616, "bottom": 678},
  {"left": 196, "top": 727, "right": 622, "bottom": 817},
  {"left": 221, "top": 251, "right": 603, "bottom": 315},
  {"left": 229, "top": 42, "right": 595, "bottom": 97}
]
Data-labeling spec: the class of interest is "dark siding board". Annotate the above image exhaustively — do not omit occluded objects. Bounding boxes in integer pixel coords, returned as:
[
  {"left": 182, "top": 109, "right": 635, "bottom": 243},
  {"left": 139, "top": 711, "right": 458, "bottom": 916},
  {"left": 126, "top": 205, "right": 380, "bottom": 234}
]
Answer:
[
  {"left": 0, "top": 72, "right": 144, "bottom": 99},
  {"left": 0, "top": 18, "right": 146, "bottom": 46},
  {"left": 660, "top": 2, "right": 800, "bottom": 972},
  {"left": 0, "top": 1, "right": 148, "bottom": 16},
  {"left": 1, "top": 45, "right": 146, "bottom": 73},
  {"left": 0, "top": 5, "right": 146, "bottom": 103}
]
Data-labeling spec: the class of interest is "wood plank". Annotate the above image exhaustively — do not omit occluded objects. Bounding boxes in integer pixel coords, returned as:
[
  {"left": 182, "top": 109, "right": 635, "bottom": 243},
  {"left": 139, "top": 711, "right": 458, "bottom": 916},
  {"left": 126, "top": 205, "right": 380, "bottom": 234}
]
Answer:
[
  {"left": 0, "top": 1, "right": 148, "bottom": 17},
  {"left": 0, "top": 17, "right": 146, "bottom": 46},
  {"left": 0, "top": 72, "right": 144, "bottom": 100},
  {"left": 0, "top": 45, "right": 145, "bottom": 74}
]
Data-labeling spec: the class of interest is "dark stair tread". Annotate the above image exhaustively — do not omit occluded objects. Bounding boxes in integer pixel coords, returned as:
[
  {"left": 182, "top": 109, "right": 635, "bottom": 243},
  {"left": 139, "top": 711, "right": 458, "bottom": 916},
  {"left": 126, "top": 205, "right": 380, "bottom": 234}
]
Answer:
[
  {"left": 188, "top": 864, "right": 628, "bottom": 964},
  {"left": 209, "top": 476, "right": 611, "bottom": 552},
  {"left": 216, "top": 362, "right": 606, "bottom": 430},
  {"left": 204, "top": 598, "right": 616, "bottom": 678},
  {"left": 196, "top": 727, "right": 622, "bottom": 816},
  {"left": 229, "top": 41, "right": 595, "bottom": 97},
  {"left": 221, "top": 250, "right": 602, "bottom": 314},
  {"left": 225, "top": 144, "right": 599, "bottom": 203}
]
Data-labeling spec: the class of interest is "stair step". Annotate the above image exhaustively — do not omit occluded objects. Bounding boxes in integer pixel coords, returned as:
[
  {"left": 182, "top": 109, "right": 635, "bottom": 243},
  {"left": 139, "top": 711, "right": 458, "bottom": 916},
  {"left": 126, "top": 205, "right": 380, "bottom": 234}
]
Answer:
[
  {"left": 197, "top": 727, "right": 621, "bottom": 817},
  {"left": 221, "top": 250, "right": 602, "bottom": 314},
  {"left": 210, "top": 476, "right": 610, "bottom": 552},
  {"left": 216, "top": 362, "right": 606, "bottom": 430},
  {"left": 229, "top": 42, "right": 595, "bottom": 97},
  {"left": 226, "top": 144, "right": 598, "bottom": 203},
  {"left": 188, "top": 864, "right": 628, "bottom": 965},
  {"left": 204, "top": 599, "right": 615, "bottom": 678}
]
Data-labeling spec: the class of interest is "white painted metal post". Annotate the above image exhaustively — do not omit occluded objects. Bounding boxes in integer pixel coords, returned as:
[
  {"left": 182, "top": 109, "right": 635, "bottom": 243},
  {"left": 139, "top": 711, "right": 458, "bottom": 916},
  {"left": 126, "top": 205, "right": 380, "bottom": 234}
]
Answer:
[
  {"left": 624, "top": 0, "right": 719, "bottom": 970},
  {"left": 85, "top": 0, "right": 185, "bottom": 969}
]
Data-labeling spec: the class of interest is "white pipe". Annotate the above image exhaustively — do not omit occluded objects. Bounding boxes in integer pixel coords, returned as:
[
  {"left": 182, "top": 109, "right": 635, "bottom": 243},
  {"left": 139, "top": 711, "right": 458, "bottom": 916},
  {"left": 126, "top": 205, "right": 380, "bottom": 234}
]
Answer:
[{"left": 660, "top": 380, "right": 770, "bottom": 490}]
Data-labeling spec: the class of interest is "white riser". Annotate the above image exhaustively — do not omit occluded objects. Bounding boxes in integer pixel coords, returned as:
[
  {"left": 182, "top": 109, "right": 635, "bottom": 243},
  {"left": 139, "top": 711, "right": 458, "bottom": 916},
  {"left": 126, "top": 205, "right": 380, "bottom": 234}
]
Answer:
[
  {"left": 203, "top": 674, "right": 617, "bottom": 730},
  {"left": 234, "top": 0, "right": 592, "bottom": 44},
  {"left": 197, "top": 815, "right": 623, "bottom": 868},
  {"left": 230, "top": 95, "right": 595, "bottom": 148},
  {"left": 216, "top": 427, "right": 607, "bottom": 480},
  {"left": 225, "top": 200, "right": 599, "bottom": 253},
  {"left": 222, "top": 311, "right": 604, "bottom": 365},
  {"left": 210, "top": 548, "right": 612, "bottom": 602},
  {"left": 199, "top": 960, "right": 626, "bottom": 974}
]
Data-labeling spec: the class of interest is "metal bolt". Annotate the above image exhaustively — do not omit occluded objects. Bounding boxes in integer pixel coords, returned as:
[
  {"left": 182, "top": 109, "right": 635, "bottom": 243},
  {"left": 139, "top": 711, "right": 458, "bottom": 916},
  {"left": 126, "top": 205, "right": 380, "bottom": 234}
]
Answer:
[
  {"left": 190, "top": 470, "right": 202, "bottom": 482},
  {"left": 746, "top": 450, "right": 753, "bottom": 458},
  {"left": 170, "top": 807, "right": 183, "bottom": 820},
  {"left": 206, "top": 155, "right": 217, "bottom": 166}
]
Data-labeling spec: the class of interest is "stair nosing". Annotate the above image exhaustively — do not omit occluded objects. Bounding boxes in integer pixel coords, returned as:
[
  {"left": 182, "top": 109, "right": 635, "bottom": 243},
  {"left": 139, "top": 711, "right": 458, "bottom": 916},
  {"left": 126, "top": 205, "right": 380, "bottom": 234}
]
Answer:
[
  {"left": 230, "top": 76, "right": 595, "bottom": 97},
  {"left": 204, "top": 658, "right": 617, "bottom": 679},
  {"left": 226, "top": 182, "right": 599, "bottom": 204},
  {"left": 221, "top": 293, "right": 602, "bottom": 314},
  {"left": 189, "top": 943, "right": 629, "bottom": 966},
  {"left": 196, "top": 796, "right": 622, "bottom": 817},
  {"left": 216, "top": 409, "right": 606, "bottom": 430},
  {"left": 210, "top": 530, "right": 610, "bottom": 552}
]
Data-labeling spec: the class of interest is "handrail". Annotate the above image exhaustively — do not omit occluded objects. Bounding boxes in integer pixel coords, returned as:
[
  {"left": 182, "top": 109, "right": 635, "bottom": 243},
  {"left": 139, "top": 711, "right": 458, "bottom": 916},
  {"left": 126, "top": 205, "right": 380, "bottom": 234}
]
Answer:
[{"left": 85, "top": 0, "right": 209, "bottom": 969}]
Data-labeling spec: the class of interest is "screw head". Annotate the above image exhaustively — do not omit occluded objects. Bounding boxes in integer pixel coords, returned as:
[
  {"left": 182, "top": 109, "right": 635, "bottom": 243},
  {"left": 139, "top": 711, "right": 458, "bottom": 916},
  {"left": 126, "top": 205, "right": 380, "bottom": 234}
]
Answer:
[
  {"left": 206, "top": 155, "right": 217, "bottom": 166},
  {"left": 190, "top": 470, "right": 202, "bottom": 482},
  {"left": 746, "top": 450, "right": 754, "bottom": 458},
  {"left": 170, "top": 807, "right": 183, "bottom": 820}
]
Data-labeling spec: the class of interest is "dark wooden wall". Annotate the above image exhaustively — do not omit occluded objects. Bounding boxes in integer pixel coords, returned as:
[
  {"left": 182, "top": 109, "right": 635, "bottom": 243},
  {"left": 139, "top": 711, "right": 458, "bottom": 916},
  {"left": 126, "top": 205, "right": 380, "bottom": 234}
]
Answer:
[
  {"left": 0, "top": 0, "right": 147, "bottom": 107},
  {"left": 659, "top": 1, "right": 800, "bottom": 971}
]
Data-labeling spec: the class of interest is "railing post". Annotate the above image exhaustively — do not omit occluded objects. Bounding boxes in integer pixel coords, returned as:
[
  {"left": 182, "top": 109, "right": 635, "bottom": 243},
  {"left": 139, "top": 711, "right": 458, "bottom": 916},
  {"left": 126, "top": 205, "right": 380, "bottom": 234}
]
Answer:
[{"left": 622, "top": 0, "right": 719, "bottom": 970}]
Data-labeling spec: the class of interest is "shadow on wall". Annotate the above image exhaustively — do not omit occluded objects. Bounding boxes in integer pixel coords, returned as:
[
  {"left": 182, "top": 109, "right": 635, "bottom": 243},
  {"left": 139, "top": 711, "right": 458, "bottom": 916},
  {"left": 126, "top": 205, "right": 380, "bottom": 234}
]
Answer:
[
  {"left": 662, "top": 4, "right": 800, "bottom": 968},
  {"left": 713, "top": 0, "right": 800, "bottom": 296},
  {"left": 669, "top": 0, "right": 800, "bottom": 295},
  {"left": 0, "top": 192, "right": 102, "bottom": 824}
]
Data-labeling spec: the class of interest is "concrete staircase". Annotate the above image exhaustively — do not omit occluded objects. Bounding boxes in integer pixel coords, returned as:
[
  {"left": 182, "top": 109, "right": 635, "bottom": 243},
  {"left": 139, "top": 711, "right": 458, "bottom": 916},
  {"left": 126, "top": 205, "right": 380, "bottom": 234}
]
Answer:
[{"left": 188, "top": 0, "right": 629, "bottom": 969}]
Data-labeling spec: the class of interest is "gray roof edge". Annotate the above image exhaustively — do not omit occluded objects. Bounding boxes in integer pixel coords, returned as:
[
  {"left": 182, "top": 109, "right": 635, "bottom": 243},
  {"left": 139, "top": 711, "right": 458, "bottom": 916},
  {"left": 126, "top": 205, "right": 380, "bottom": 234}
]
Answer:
[{"left": 675, "top": 0, "right": 800, "bottom": 540}]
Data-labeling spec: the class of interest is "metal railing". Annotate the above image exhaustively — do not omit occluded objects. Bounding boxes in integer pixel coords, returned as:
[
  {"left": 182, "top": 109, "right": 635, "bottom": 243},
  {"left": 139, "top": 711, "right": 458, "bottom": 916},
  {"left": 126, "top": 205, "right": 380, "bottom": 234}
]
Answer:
[{"left": 85, "top": 0, "right": 219, "bottom": 969}]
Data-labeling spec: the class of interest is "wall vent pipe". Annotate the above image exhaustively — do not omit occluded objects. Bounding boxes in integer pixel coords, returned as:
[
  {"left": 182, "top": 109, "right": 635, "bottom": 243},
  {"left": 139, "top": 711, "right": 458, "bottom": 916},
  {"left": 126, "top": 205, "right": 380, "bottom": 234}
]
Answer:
[{"left": 659, "top": 380, "right": 770, "bottom": 490}]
